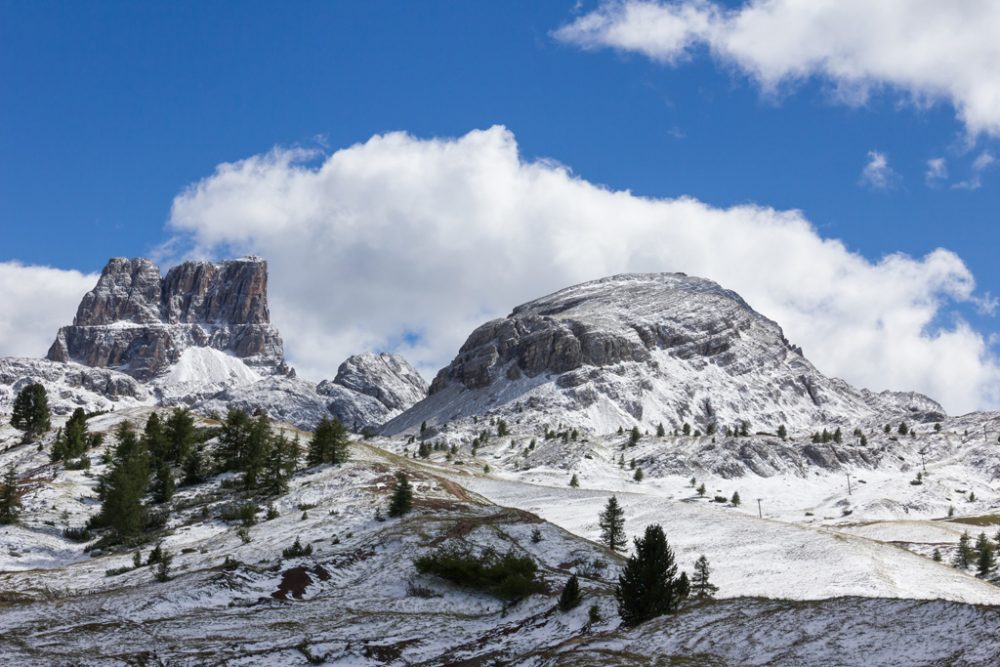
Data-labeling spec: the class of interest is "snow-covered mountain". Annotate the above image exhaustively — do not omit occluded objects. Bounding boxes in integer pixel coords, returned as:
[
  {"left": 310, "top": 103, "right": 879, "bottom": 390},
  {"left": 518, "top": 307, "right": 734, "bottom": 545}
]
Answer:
[
  {"left": 1, "top": 257, "right": 426, "bottom": 430},
  {"left": 384, "top": 273, "right": 945, "bottom": 435}
]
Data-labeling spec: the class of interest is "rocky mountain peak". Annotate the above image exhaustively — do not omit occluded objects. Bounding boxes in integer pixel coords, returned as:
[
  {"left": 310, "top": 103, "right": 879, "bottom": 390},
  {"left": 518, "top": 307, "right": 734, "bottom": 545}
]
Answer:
[
  {"left": 47, "top": 256, "right": 284, "bottom": 380},
  {"left": 386, "top": 272, "right": 943, "bottom": 435},
  {"left": 317, "top": 352, "right": 428, "bottom": 431}
]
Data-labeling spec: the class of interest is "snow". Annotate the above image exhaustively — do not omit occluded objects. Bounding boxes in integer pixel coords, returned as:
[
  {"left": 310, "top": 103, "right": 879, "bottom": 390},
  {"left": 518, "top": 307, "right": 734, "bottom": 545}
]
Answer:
[{"left": 162, "top": 347, "right": 262, "bottom": 387}]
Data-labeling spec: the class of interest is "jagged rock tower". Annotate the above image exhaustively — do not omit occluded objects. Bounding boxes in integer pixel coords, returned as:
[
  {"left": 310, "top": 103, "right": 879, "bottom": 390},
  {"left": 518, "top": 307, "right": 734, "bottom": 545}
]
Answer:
[{"left": 47, "top": 256, "right": 287, "bottom": 380}]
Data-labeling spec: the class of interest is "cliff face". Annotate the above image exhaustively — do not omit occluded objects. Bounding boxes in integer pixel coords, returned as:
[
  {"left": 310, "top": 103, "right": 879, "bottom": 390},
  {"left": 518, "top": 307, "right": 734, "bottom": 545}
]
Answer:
[
  {"left": 47, "top": 257, "right": 285, "bottom": 380},
  {"left": 316, "top": 353, "right": 428, "bottom": 430}
]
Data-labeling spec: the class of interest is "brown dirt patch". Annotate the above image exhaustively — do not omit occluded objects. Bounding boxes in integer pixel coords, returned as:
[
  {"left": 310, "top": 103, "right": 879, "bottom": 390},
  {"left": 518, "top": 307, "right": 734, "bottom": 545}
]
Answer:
[{"left": 272, "top": 567, "right": 312, "bottom": 600}]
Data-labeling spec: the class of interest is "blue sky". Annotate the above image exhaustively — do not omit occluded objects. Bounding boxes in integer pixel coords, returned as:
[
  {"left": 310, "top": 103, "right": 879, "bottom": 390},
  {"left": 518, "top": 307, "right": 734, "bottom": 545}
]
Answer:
[{"left": 2, "top": 1, "right": 999, "bottom": 411}]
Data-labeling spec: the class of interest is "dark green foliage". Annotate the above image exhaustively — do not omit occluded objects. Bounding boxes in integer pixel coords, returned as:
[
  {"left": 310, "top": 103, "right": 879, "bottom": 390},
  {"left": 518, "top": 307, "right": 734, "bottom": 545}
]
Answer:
[
  {"left": 155, "top": 549, "right": 173, "bottom": 582},
  {"left": 62, "top": 525, "right": 92, "bottom": 542},
  {"left": 282, "top": 536, "right": 313, "bottom": 559},
  {"left": 696, "top": 483, "right": 706, "bottom": 497},
  {"left": 739, "top": 421, "right": 750, "bottom": 437},
  {"left": 558, "top": 574, "right": 582, "bottom": 611},
  {"left": 51, "top": 408, "right": 91, "bottom": 463},
  {"left": 656, "top": 422, "right": 666, "bottom": 437},
  {"left": 731, "top": 491, "right": 741, "bottom": 506},
  {"left": 413, "top": 547, "right": 544, "bottom": 601},
  {"left": 216, "top": 409, "right": 282, "bottom": 490},
  {"left": 182, "top": 446, "right": 207, "bottom": 485},
  {"left": 588, "top": 603, "right": 601, "bottom": 623},
  {"left": 418, "top": 441, "right": 431, "bottom": 458},
  {"left": 676, "top": 571, "right": 690, "bottom": 601},
  {"left": 0, "top": 466, "right": 22, "bottom": 525},
  {"left": 388, "top": 472, "right": 414, "bottom": 517},
  {"left": 682, "top": 423, "right": 691, "bottom": 436},
  {"left": 10, "top": 383, "right": 50, "bottom": 442},
  {"left": 633, "top": 468, "right": 644, "bottom": 482},
  {"left": 144, "top": 414, "right": 174, "bottom": 503},
  {"left": 860, "top": 433, "right": 868, "bottom": 447},
  {"left": 976, "top": 532, "right": 996, "bottom": 575},
  {"left": 497, "top": 419, "right": 509, "bottom": 437},
  {"left": 833, "top": 428, "right": 842, "bottom": 444},
  {"left": 777, "top": 424, "right": 787, "bottom": 440},
  {"left": 629, "top": 426, "right": 640, "bottom": 446},
  {"left": 616, "top": 524, "right": 684, "bottom": 626},
  {"left": 94, "top": 422, "right": 150, "bottom": 539},
  {"left": 531, "top": 527, "right": 543, "bottom": 543},
  {"left": 265, "top": 433, "right": 299, "bottom": 495},
  {"left": 164, "top": 408, "right": 196, "bottom": 463},
  {"left": 691, "top": 555, "right": 718, "bottom": 598},
  {"left": 569, "top": 473, "right": 579, "bottom": 488},
  {"left": 221, "top": 502, "right": 258, "bottom": 526},
  {"left": 954, "top": 531, "right": 974, "bottom": 569},
  {"left": 598, "top": 495, "right": 627, "bottom": 553},
  {"left": 898, "top": 422, "right": 909, "bottom": 436},
  {"left": 307, "top": 417, "right": 350, "bottom": 466},
  {"left": 216, "top": 409, "right": 253, "bottom": 473},
  {"left": 932, "top": 548, "right": 942, "bottom": 562}
]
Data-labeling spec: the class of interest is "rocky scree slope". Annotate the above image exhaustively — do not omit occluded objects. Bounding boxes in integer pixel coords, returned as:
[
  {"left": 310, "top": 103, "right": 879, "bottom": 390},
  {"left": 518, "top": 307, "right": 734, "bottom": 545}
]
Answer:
[{"left": 384, "top": 273, "right": 943, "bottom": 435}]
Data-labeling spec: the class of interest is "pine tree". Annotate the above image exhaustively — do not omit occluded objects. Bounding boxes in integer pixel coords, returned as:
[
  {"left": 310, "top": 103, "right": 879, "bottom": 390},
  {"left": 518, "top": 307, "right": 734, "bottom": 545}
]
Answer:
[
  {"left": 264, "top": 432, "right": 299, "bottom": 496},
  {"left": 387, "top": 472, "right": 413, "bottom": 517},
  {"left": 558, "top": 574, "right": 582, "bottom": 611},
  {"left": 616, "top": 524, "right": 683, "bottom": 626},
  {"left": 10, "top": 383, "right": 50, "bottom": 442},
  {"left": 976, "top": 532, "right": 996, "bottom": 576},
  {"left": 833, "top": 428, "right": 843, "bottom": 444},
  {"left": 241, "top": 412, "right": 274, "bottom": 490},
  {"left": 656, "top": 423, "right": 666, "bottom": 437},
  {"left": 216, "top": 409, "right": 252, "bottom": 472},
  {"left": 691, "top": 555, "right": 719, "bottom": 598},
  {"left": 144, "top": 414, "right": 174, "bottom": 503},
  {"left": 164, "top": 408, "right": 196, "bottom": 463},
  {"left": 599, "top": 495, "right": 627, "bottom": 552},
  {"left": 633, "top": 468, "right": 644, "bottom": 482},
  {"left": 676, "top": 571, "right": 690, "bottom": 600},
  {"left": 777, "top": 424, "right": 787, "bottom": 440},
  {"left": 629, "top": 426, "right": 640, "bottom": 446},
  {"left": 183, "top": 446, "right": 206, "bottom": 485},
  {"left": 307, "top": 417, "right": 350, "bottom": 466},
  {"left": 96, "top": 422, "right": 150, "bottom": 540},
  {"left": 932, "top": 548, "right": 942, "bottom": 562},
  {"left": 898, "top": 422, "right": 909, "bottom": 436},
  {"left": 954, "top": 531, "right": 974, "bottom": 569},
  {"left": 569, "top": 473, "right": 579, "bottom": 488},
  {"left": 0, "top": 466, "right": 22, "bottom": 525},
  {"left": 682, "top": 423, "right": 691, "bottom": 436},
  {"left": 697, "top": 483, "right": 706, "bottom": 497},
  {"left": 52, "top": 408, "right": 90, "bottom": 462},
  {"left": 730, "top": 491, "right": 741, "bottom": 506}
]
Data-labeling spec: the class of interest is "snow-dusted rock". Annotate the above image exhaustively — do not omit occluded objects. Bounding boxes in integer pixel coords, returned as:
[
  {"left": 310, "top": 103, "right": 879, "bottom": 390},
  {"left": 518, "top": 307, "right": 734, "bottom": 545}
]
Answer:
[
  {"left": 385, "top": 273, "right": 944, "bottom": 435},
  {"left": 0, "top": 357, "right": 147, "bottom": 415},
  {"left": 47, "top": 256, "right": 286, "bottom": 379},
  {"left": 316, "top": 352, "right": 428, "bottom": 430}
]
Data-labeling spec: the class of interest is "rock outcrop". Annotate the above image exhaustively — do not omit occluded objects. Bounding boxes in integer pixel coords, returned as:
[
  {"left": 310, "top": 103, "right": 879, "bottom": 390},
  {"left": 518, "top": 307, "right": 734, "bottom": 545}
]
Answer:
[
  {"left": 385, "top": 273, "right": 944, "bottom": 434},
  {"left": 317, "top": 353, "right": 428, "bottom": 431},
  {"left": 47, "top": 257, "right": 285, "bottom": 380}
]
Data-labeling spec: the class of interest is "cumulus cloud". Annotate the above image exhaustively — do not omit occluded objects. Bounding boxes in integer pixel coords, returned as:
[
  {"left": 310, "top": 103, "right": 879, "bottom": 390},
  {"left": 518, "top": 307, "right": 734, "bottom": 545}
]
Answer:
[
  {"left": 859, "top": 151, "right": 899, "bottom": 191},
  {"left": 164, "top": 126, "right": 1000, "bottom": 414},
  {"left": 925, "top": 158, "right": 948, "bottom": 187},
  {"left": 554, "top": 1, "right": 1000, "bottom": 137},
  {"left": 0, "top": 262, "right": 97, "bottom": 358}
]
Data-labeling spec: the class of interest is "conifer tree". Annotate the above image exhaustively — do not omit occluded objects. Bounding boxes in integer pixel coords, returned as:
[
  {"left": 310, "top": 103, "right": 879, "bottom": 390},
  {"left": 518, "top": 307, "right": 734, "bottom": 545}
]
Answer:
[
  {"left": 656, "top": 422, "right": 666, "bottom": 437},
  {"left": 777, "top": 424, "right": 787, "bottom": 440},
  {"left": 954, "top": 531, "right": 974, "bottom": 569},
  {"left": 599, "top": 495, "right": 627, "bottom": 552},
  {"left": 216, "top": 409, "right": 252, "bottom": 473},
  {"left": 616, "top": 524, "right": 683, "bottom": 626},
  {"left": 691, "top": 555, "right": 719, "bottom": 598},
  {"left": 569, "top": 473, "right": 579, "bottom": 488},
  {"left": 697, "top": 483, "right": 706, "bottom": 497},
  {"left": 976, "top": 532, "right": 996, "bottom": 576},
  {"left": 558, "top": 574, "right": 582, "bottom": 611},
  {"left": 307, "top": 417, "right": 350, "bottom": 466},
  {"left": 387, "top": 472, "right": 413, "bottom": 517},
  {"left": 730, "top": 491, "right": 741, "bottom": 507},
  {"left": 10, "top": 383, "right": 50, "bottom": 442},
  {"left": 164, "top": 408, "right": 196, "bottom": 463},
  {"left": 52, "top": 408, "right": 90, "bottom": 462},
  {"left": 241, "top": 412, "right": 274, "bottom": 490},
  {"left": 633, "top": 468, "right": 644, "bottom": 482},
  {"left": 96, "top": 422, "right": 150, "bottom": 540},
  {"left": 629, "top": 426, "right": 640, "bottom": 446},
  {"left": 676, "top": 571, "right": 690, "bottom": 600},
  {"left": 183, "top": 446, "right": 206, "bottom": 485},
  {"left": 682, "top": 423, "right": 691, "bottom": 436},
  {"left": 264, "top": 432, "right": 299, "bottom": 496},
  {"left": 144, "top": 414, "right": 174, "bottom": 503},
  {"left": 0, "top": 466, "right": 22, "bottom": 525}
]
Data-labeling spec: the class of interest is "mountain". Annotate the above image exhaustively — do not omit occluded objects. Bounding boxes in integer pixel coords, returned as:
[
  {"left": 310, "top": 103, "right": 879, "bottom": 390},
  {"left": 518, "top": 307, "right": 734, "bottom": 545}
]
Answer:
[
  {"left": 47, "top": 256, "right": 287, "bottom": 380},
  {"left": 2, "top": 256, "right": 425, "bottom": 430},
  {"left": 316, "top": 352, "right": 428, "bottom": 431},
  {"left": 383, "top": 273, "right": 944, "bottom": 436}
]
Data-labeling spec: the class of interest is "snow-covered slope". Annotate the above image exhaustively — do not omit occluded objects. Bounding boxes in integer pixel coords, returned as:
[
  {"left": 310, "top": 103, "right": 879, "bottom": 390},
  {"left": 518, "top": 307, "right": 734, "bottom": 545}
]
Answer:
[{"left": 384, "top": 273, "right": 944, "bottom": 436}]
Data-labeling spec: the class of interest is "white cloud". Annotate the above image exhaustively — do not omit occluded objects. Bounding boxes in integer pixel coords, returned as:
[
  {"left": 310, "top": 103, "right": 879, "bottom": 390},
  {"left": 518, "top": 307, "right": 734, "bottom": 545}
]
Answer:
[
  {"left": 953, "top": 150, "right": 996, "bottom": 190},
  {"left": 165, "top": 126, "right": 1000, "bottom": 415},
  {"left": 859, "top": 150, "right": 899, "bottom": 191},
  {"left": 554, "top": 1, "right": 1000, "bottom": 137},
  {"left": 925, "top": 158, "right": 948, "bottom": 186},
  {"left": 0, "top": 262, "right": 97, "bottom": 358}
]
